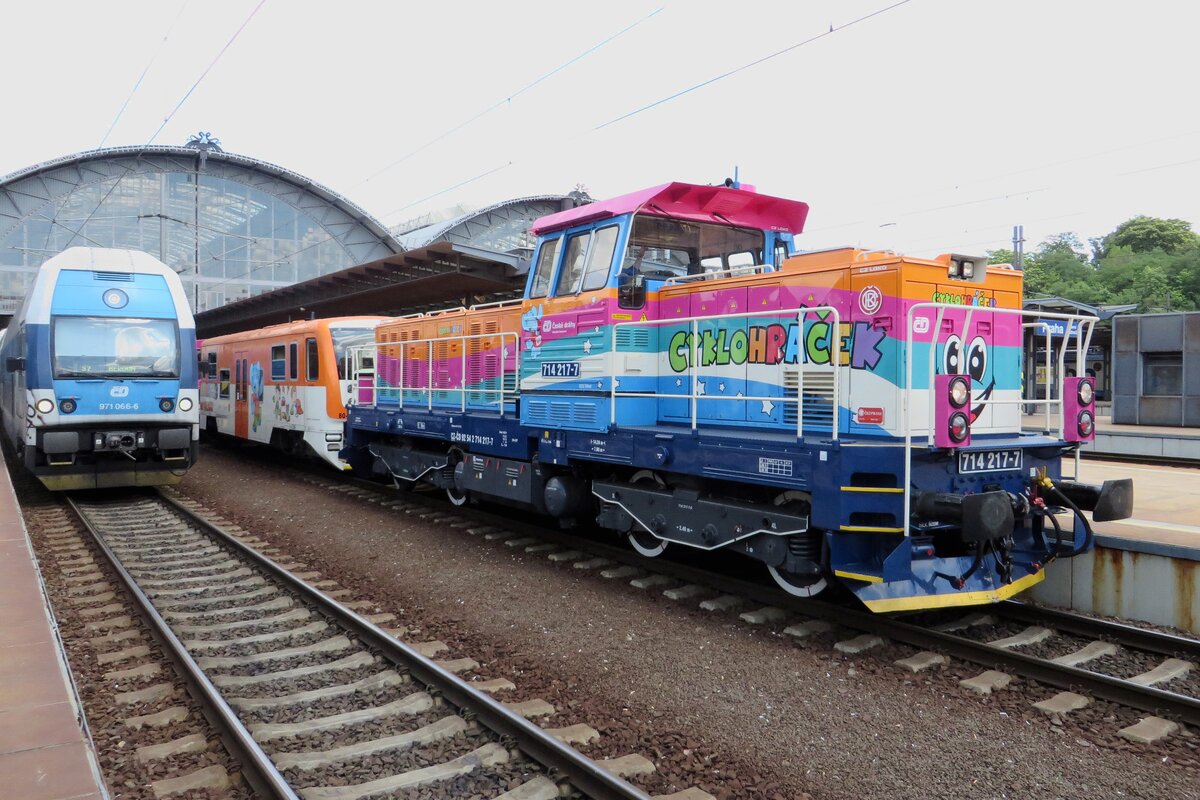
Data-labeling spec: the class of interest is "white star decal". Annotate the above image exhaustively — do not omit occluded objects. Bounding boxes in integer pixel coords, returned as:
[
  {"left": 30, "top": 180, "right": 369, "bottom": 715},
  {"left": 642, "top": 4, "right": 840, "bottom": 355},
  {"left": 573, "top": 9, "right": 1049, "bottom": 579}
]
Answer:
[
  {"left": 761, "top": 399, "right": 775, "bottom": 415},
  {"left": 675, "top": 378, "right": 683, "bottom": 387},
  {"left": 718, "top": 382, "right": 726, "bottom": 392},
  {"left": 582, "top": 339, "right": 592, "bottom": 354},
  {"left": 736, "top": 391, "right": 744, "bottom": 398},
  {"left": 696, "top": 380, "right": 706, "bottom": 396}
]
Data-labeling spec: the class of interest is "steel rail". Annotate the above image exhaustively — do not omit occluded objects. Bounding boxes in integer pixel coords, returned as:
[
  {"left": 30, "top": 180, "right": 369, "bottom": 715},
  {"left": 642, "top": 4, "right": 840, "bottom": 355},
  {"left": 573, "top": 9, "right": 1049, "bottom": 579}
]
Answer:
[
  {"left": 997, "top": 600, "right": 1200, "bottom": 660},
  {"left": 333, "top": 475, "right": 1200, "bottom": 726},
  {"left": 65, "top": 494, "right": 299, "bottom": 800},
  {"left": 152, "top": 490, "right": 652, "bottom": 800}
]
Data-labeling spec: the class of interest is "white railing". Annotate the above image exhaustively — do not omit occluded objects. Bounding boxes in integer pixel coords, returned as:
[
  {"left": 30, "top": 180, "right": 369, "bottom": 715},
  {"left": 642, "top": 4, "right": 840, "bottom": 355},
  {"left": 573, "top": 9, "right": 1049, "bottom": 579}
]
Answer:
[
  {"left": 662, "top": 263, "right": 773, "bottom": 285},
  {"left": 347, "top": 330, "right": 520, "bottom": 416},
  {"left": 610, "top": 306, "right": 842, "bottom": 438},
  {"left": 901, "top": 303, "right": 1098, "bottom": 537}
]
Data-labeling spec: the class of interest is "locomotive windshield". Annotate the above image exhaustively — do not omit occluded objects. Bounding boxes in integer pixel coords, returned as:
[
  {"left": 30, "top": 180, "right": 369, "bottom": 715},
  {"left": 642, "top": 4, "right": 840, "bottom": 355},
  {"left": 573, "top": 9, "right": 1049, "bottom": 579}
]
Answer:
[
  {"left": 331, "top": 327, "right": 375, "bottom": 379},
  {"left": 622, "top": 215, "right": 764, "bottom": 280},
  {"left": 52, "top": 316, "right": 179, "bottom": 378}
]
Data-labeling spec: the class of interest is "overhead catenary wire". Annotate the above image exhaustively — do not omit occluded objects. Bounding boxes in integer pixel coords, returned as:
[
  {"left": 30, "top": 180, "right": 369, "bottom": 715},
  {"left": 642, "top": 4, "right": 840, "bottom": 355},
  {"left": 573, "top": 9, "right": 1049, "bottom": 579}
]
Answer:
[
  {"left": 354, "top": 5, "right": 665, "bottom": 187},
  {"left": 63, "top": 0, "right": 269, "bottom": 250},
  {"left": 98, "top": 0, "right": 192, "bottom": 148},
  {"left": 594, "top": 0, "right": 915, "bottom": 131}
]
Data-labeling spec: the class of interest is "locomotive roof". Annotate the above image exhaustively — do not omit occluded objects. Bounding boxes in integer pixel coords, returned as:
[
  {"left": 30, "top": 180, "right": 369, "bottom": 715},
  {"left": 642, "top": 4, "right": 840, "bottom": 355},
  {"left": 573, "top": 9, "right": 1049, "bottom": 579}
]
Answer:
[
  {"left": 200, "top": 315, "right": 388, "bottom": 346},
  {"left": 530, "top": 182, "right": 810, "bottom": 236}
]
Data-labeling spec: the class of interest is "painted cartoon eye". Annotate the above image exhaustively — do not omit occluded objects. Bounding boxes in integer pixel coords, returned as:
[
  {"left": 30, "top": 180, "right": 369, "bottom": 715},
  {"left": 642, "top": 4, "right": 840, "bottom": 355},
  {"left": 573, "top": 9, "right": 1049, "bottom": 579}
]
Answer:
[
  {"left": 967, "top": 336, "right": 988, "bottom": 383},
  {"left": 942, "top": 335, "right": 962, "bottom": 375}
]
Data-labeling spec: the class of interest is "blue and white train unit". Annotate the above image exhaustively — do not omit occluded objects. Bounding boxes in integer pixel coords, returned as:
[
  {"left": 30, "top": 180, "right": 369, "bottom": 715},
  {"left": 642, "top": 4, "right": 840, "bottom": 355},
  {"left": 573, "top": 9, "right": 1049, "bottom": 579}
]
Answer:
[
  {"left": 0, "top": 247, "right": 200, "bottom": 490},
  {"left": 341, "top": 181, "right": 1134, "bottom": 613}
]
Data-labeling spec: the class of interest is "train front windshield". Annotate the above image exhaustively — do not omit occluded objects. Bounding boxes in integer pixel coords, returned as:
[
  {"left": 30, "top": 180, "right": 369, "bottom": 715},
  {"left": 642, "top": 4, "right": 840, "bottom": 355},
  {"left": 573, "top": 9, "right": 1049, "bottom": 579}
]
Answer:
[
  {"left": 52, "top": 316, "right": 180, "bottom": 378},
  {"left": 331, "top": 327, "right": 376, "bottom": 379}
]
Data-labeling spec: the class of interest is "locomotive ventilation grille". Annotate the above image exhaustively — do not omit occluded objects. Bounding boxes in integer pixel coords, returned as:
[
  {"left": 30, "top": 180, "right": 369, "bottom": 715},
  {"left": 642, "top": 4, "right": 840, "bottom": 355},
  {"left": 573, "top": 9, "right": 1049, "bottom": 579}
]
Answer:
[
  {"left": 93, "top": 271, "right": 134, "bottom": 282},
  {"left": 615, "top": 328, "right": 652, "bottom": 350},
  {"left": 783, "top": 369, "right": 836, "bottom": 429},
  {"left": 527, "top": 400, "right": 596, "bottom": 425}
]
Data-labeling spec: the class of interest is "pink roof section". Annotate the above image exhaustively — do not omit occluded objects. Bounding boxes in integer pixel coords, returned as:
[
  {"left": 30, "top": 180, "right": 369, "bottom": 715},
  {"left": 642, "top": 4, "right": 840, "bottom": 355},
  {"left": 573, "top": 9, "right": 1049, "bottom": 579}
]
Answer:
[{"left": 530, "top": 181, "right": 810, "bottom": 236}]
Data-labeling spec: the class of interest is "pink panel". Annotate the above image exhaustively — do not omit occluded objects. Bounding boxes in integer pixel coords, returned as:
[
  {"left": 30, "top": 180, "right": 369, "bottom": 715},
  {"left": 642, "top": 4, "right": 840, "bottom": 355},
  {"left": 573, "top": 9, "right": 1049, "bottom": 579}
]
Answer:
[{"left": 934, "top": 374, "right": 972, "bottom": 449}]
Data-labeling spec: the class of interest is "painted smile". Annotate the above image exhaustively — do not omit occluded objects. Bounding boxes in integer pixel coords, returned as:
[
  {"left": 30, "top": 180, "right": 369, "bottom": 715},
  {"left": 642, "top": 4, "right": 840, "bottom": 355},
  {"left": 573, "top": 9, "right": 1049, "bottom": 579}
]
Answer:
[{"left": 970, "top": 380, "right": 996, "bottom": 423}]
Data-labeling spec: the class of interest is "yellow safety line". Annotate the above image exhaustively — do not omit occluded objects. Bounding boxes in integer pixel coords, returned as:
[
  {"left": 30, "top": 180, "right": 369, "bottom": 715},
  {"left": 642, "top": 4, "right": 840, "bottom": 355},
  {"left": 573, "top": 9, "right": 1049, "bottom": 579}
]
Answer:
[
  {"left": 834, "top": 569, "right": 883, "bottom": 584},
  {"left": 839, "top": 525, "right": 905, "bottom": 533},
  {"left": 862, "top": 570, "right": 1045, "bottom": 613},
  {"left": 840, "top": 486, "right": 904, "bottom": 493}
]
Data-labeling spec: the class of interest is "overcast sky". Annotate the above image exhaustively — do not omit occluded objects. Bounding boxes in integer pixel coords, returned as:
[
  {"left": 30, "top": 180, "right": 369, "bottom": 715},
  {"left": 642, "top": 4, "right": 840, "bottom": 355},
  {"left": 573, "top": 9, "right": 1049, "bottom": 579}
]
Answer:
[{"left": 2, "top": 0, "right": 1196, "bottom": 258}]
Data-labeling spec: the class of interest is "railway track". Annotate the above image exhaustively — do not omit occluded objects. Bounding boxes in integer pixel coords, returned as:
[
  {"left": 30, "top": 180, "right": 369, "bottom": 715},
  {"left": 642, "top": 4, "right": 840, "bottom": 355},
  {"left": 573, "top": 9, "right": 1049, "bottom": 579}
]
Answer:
[
  {"left": 298, "top": 470, "right": 1200, "bottom": 733},
  {"left": 66, "top": 489, "right": 658, "bottom": 800}
]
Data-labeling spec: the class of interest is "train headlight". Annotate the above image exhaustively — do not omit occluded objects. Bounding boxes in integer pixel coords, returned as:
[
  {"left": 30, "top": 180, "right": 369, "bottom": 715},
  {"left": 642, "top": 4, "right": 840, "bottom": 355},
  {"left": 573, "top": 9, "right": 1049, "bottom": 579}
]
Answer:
[
  {"left": 948, "top": 376, "right": 970, "bottom": 408},
  {"left": 1077, "top": 380, "right": 1094, "bottom": 406},
  {"left": 1078, "top": 410, "right": 1094, "bottom": 438},
  {"left": 102, "top": 288, "right": 128, "bottom": 309},
  {"left": 59, "top": 398, "right": 77, "bottom": 414},
  {"left": 948, "top": 412, "right": 970, "bottom": 444},
  {"left": 158, "top": 398, "right": 175, "bottom": 413},
  {"left": 35, "top": 398, "right": 54, "bottom": 414},
  {"left": 177, "top": 397, "right": 194, "bottom": 412}
]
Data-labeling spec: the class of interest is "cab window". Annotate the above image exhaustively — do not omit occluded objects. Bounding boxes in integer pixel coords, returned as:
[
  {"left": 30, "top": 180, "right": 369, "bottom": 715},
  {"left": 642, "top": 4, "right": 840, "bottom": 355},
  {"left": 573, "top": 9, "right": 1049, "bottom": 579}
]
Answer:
[
  {"left": 529, "top": 237, "right": 562, "bottom": 299},
  {"left": 555, "top": 231, "right": 589, "bottom": 296},
  {"left": 289, "top": 343, "right": 298, "bottom": 380},
  {"left": 580, "top": 226, "right": 619, "bottom": 291},
  {"left": 271, "top": 345, "right": 286, "bottom": 380}
]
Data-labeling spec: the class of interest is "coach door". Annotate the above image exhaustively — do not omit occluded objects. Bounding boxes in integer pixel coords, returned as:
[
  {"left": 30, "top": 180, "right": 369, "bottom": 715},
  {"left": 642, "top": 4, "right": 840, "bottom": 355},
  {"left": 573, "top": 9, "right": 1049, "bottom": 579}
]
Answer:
[{"left": 234, "top": 350, "right": 249, "bottom": 438}]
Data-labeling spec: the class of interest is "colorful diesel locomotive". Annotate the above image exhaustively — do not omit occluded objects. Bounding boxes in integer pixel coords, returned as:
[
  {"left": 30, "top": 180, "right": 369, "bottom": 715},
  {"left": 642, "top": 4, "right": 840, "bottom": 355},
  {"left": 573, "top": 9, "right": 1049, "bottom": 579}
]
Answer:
[
  {"left": 197, "top": 317, "right": 386, "bottom": 469},
  {"left": 342, "top": 181, "right": 1132, "bottom": 612},
  {"left": 0, "top": 247, "right": 200, "bottom": 490}
]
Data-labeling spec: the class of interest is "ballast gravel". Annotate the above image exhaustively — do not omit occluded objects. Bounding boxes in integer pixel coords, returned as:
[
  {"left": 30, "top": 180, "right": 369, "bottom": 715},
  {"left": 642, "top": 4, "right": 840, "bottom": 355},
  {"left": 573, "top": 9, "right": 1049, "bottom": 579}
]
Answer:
[{"left": 180, "top": 445, "right": 1200, "bottom": 799}]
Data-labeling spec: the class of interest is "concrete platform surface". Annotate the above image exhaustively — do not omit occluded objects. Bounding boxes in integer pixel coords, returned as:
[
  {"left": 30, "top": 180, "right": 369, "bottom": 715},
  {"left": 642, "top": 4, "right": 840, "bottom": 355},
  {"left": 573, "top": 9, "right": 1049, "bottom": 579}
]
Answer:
[
  {"left": 0, "top": 459, "right": 108, "bottom": 799},
  {"left": 1024, "top": 413, "right": 1200, "bottom": 461}
]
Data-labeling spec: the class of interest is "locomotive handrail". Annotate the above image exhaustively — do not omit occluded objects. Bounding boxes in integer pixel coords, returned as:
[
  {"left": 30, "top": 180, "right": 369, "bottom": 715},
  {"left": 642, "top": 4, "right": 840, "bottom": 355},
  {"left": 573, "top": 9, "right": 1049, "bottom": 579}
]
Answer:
[
  {"left": 610, "top": 305, "right": 841, "bottom": 439},
  {"left": 468, "top": 298, "right": 523, "bottom": 311},
  {"left": 346, "top": 330, "right": 520, "bottom": 417},
  {"left": 661, "top": 263, "right": 773, "bottom": 285},
  {"left": 902, "top": 303, "right": 1100, "bottom": 537}
]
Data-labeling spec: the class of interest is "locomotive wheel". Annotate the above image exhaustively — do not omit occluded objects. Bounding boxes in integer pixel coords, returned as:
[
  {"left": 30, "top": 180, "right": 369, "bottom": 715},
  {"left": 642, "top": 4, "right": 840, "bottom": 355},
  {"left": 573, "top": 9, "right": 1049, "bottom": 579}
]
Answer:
[
  {"left": 767, "top": 564, "right": 829, "bottom": 598},
  {"left": 768, "top": 491, "right": 828, "bottom": 598},
  {"left": 626, "top": 470, "right": 668, "bottom": 557},
  {"left": 445, "top": 448, "right": 468, "bottom": 506}
]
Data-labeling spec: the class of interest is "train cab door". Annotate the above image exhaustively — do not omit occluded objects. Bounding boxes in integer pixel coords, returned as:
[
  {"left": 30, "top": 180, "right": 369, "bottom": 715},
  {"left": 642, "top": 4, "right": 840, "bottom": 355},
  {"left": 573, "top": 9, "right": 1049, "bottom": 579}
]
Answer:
[{"left": 234, "top": 350, "right": 249, "bottom": 439}]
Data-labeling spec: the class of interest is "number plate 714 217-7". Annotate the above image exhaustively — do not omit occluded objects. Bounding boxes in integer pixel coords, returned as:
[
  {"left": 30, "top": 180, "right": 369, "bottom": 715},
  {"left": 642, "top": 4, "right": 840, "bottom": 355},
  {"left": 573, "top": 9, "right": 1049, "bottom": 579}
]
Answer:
[{"left": 958, "top": 449, "right": 1023, "bottom": 474}]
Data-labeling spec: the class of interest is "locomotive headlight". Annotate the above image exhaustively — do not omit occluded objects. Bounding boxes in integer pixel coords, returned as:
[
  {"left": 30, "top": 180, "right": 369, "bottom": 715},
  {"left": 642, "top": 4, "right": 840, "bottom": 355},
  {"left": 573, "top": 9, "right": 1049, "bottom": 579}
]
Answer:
[
  {"left": 948, "top": 376, "right": 970, "bottom": 408},
  {"left": 178, "top": 397, "right": 194, "bottom": 412},
  {"left": 949, "top": 412, "right": 970, "bottom": 443},
  {"left": 35, "top": 398, "right": 54, "bottom": 414},
  {"left": 1078, "top": 380, "right": 1094, "bottom": 406},
  {"left": 1078, "top": 410, "right": 1095, "bottom": 438},
  {"left": 961, "top": 260, "right": 975, "bottom": 278},
  {"left": 59, "top": 398, "right": 77, "bottom": 414},
  {"left": 158, "top": 398, "right": 175, "bottom": 413}
]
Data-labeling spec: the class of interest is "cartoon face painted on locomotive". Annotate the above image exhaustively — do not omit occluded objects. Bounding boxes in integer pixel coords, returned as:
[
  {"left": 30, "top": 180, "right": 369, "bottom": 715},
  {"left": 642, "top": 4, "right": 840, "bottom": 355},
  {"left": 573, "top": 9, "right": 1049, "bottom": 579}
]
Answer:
[{"left": 941, "top": 334, "right": 992, "bottom": 422}]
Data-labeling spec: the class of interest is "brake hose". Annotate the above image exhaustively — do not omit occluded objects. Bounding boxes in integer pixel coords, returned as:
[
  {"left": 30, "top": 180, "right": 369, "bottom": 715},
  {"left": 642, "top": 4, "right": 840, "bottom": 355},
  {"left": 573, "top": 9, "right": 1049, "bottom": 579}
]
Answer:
[
  {"left": 934, "top": 541, "right": 986, "bottom": 589},
  {"left": 1047, "top": 483, "right": 1095, "bottom": 557}
]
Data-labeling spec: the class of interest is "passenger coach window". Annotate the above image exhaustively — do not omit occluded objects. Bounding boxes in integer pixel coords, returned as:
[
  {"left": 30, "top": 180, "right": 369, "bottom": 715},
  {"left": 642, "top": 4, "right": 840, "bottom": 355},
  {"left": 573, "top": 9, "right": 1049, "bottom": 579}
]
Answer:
[
  {"left": 555, "top": 231, "right": 590, "bottom": 296},
  {"left": 306, "top": 338, "right": 318, "bottom": 381},
  {"left": 207, "top": 352, "right": 216, "bottom": 378},
  {"left": 581, "top": 226, "right": 618, "bottom": 291},
  {"left": 219, "top": 369, "right": 230, "bottom": 399},
  {"left": 271, "top": 345, "right": 286, "bottom": 380},
  {"left": 289, "top": 343, "right": 298, "bottom": 380},
  {"left": 528, "top": 237, "right": 562, "bottom": 299}
]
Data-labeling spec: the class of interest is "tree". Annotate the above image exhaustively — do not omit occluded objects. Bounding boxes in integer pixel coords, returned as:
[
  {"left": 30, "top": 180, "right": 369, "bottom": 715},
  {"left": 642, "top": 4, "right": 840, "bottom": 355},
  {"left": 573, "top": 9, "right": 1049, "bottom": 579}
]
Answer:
[
  {"left": 1105, "top": 216, "right": 1196, "bottom": 254},
  {"left": 987, "top": 248, "right": 1016, "bottom": 266}
]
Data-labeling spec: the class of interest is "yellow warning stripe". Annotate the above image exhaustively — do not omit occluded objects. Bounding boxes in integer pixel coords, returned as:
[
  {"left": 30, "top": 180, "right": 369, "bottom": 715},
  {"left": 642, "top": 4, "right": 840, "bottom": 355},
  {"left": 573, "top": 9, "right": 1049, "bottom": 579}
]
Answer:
[
  {"left": 861, "top": 570, "right": 1045, "bottom": 613},
  {"left": 834, "top": 569, "right": 883, "bottom": 584},
  {"left": 839, "top": 525, "right": 905, "bottom": 533},
  {"left": 840, "top": 486, "right": 904, "bottom": 494}
]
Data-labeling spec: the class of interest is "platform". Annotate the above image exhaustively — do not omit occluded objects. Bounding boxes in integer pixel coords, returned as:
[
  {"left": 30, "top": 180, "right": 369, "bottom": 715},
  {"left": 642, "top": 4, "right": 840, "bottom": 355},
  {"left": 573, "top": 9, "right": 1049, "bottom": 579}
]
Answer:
[
  {"left": 1028, "top": 459, "right": 1200, "bottom": 635},
  {"left": 0, "top": 463, "right": 108, "bottom": 799},
  {"left": 1023, "top": 413, "right": 1200, "bottom": 461}
]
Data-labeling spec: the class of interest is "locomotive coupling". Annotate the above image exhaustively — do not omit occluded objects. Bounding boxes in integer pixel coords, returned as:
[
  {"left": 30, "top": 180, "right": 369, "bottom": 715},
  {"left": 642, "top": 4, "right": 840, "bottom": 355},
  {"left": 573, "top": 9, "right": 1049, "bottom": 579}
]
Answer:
[
  {"left": 911, "top": 490, "right": 1015, "bottom": 543},
  {"left": 1049, "top": 478, "right": 1134, "bottom": 522}
]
